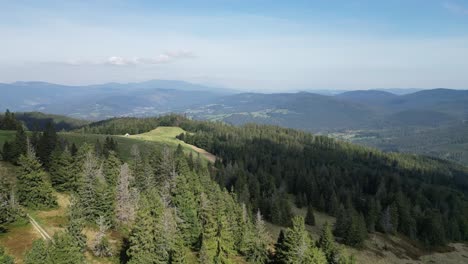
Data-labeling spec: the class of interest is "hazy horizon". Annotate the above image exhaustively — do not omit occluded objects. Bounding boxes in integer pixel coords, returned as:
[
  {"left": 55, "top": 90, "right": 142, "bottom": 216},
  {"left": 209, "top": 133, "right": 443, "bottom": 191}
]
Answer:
[{"left": 1, "top": 0, "right": 468, "bottom": 91}]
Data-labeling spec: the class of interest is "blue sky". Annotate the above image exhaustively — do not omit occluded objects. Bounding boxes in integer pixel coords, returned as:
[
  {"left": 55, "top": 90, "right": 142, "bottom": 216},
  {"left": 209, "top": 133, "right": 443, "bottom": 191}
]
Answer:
[{"left": 1, "top": 0, "right": 468, "bottom": 91}]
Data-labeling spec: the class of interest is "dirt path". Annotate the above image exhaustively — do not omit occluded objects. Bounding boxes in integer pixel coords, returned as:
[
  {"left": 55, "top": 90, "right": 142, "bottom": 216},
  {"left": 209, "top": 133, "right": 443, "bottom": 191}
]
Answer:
[
  {"left": 187, "top": 144, "right": 217, "bottom": 163},
  {"left": 27, "top": 214, "right": 52, "bottom": 241}
]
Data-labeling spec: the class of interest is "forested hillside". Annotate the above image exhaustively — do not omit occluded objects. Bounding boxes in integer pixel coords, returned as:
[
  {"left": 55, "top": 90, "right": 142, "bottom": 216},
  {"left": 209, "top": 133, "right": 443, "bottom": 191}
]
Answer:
[
  {"left": 70, "top": 115, "right": 468, "bottom": 249},
  {"left": 1, "top": 112, "right": 358, "bottom": 263},
  {"left": 175, "top": 119, "right": 468, "bottom": 248}
]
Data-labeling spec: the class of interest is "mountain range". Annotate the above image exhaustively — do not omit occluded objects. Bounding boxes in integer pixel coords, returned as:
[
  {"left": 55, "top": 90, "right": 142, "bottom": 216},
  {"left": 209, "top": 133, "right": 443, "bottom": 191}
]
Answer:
[{"left": 1, "top": 80, "right": 467, "bottom": 132}]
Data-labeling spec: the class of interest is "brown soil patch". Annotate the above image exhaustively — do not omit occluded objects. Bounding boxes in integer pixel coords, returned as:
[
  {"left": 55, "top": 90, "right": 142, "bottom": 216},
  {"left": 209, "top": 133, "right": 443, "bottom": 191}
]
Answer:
[
  {"left": 187, "top": 144, "right": 217, "bottom": 163},
  {"left": 0, "top": 224, "right": 40, "bottom": 263}
]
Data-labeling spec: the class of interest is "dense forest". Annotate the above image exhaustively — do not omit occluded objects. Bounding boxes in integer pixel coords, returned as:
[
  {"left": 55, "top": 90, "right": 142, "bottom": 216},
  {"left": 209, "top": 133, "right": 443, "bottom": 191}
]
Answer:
[
  {"left": 177, "top": 120, "right": 468, "bottom": 247},
  {"left": 1, "top": 110, "right": 358, "bottom": 263},
  {"left": 69, "top": 114, "right": 468, "bottom": 248}
]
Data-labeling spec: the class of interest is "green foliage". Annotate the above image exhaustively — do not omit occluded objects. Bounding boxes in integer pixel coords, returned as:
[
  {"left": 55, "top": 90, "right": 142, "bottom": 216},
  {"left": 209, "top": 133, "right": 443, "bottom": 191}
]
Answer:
[
  {"left": 49, "top": 147, "right": 74, "bottom": 191},
  {"left": 25, "top": 232, "right": 85, "bottom": 264},
  {"left": 0, "top": 246, "right": 14, "bottom": 264},
  {"left": 274, "top": 216, "right": 327, "bottom": 264},
  {"left": 335, "top": 207, "right": 367, "bottom": 248},
  {"left": 66, "top": 196, "right": 87, "bottom": 252},
  {"left": 127, "top": 189, "right": 188, "bottom": 264},
  {"left": 0, "top": 110, "right": 20, "bottom": 130},
  {"left": 245, "top": 211, "right": 270, "bottom": 264},
  {"left": 305, "top": 205, "right": 316, "bottom": 226},
  {"left": 0, "top": 169, "right": 23, "bottom": 232},
  {"left": 17, "top": 143, "right": 56, "bottom": 209},
  {"left": 36, "top": 121, "right": 57, "bottom": 168},
  {"left": 317, "top": 223, "right": 340, "bottom": 264}
]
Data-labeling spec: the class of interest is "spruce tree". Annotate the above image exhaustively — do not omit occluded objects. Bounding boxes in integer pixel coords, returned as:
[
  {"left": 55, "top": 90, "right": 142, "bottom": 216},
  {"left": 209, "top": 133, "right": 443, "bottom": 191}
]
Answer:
[
  {"left": 275, "top": 216, "right": 327, "bottom": 264},
  {"left": 246, "top": 210, "right": 270, "bottom": 264},
  {"left": 49, "top": 147, "right": 74, "bottom": 191},
  {"left": 37, "top": 121, "right": 57, "bottom": 168},
  {"left": 272, "top": 230, "right": 288, "bottom": 264},
  {"left": 66, "top": 196, "right": 87, "bottom": 252},
  {"left": 17, "top": 141, "right": 56, "bottom": 208},
  {"left": 198, "top": 192, "right": 217, "bottom": 263},
  {"left": 24, "top": 239, "right": 48, "bottom": 264},
  {"left": 238, "top": 203, "right": 253, "bottom": 254},
  {"left": 102, "top": 151, "right": 121, "bottom": 187},
  {"left": 172, "top": 160, "right": 201, "bottom": 247},
  {"left": 10, "top": 125, "right": 27, "bottom": 163},
  {"left": 116, "top": 163, "right": 138, "bottom": 225},
  {"left": 77, "top": 151, "right": 101, "bottom": 221},
  {"left": 48, "top": 232, "right": 86, "bottom": 263},
  {"left": 317, "top": 222, "right": 340, "bottom": 264},
  {"left": 127, "top": 191, "right": 162, "bottom": 264},
  {"left": 305, "top": 205, "right": 316, "bottom": 226},
  {"left": 91, "top": 216, "right": 113, "bottom": 257},
  {"left": 25, "top": 232, "right": 85, "bottom": 264}
]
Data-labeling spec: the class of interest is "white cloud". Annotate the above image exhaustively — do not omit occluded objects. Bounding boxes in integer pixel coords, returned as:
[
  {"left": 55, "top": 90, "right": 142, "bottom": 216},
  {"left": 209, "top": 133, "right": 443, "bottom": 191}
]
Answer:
[{"left": 66, "top": 50, "right": 195, "bottom": 66}]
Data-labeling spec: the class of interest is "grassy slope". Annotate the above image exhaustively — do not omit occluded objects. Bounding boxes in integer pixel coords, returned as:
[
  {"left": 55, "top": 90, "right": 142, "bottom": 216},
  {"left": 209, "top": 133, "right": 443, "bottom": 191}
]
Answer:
[
  {"left": 268, "top": 200, "right": 468, "bottom": 264},
  {"left": 125, "top": 126, "right": 216, "bottom": 163},
  {"left": 0, "top": 130, "right": 15, "bottom": 148},
  {"left": 2, "top": 127, "right": 214, "bottom": 163}
]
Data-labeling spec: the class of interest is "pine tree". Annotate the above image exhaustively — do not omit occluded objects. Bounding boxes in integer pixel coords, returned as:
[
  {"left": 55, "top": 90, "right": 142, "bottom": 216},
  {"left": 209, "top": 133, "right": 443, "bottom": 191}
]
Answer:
[
  {"left": 10, "top": 125, "right": 27, "bottom": 163},
  {"left": 25, "top": 232, "right": 85, "bottom": 264},
  {"left": 116, "top": 163, "right": 138, "bottom": 225},
  {"left": 238, "top": 203, "right": 253, "bottom": 254},
  {"left": 305, "top": 205, "right": 316, "bottom": 226},
  {"left": 17, "top": 141, "right": 57, "bottom": 208},
  {"left": 198, "top": 192, "right": 217, "bottom": 263},
  {"left": 49, "top": 147, "right": 74, "bottom": 191},
  {"left": 246, "top": 210, "right": 270, "bottom": 264},
  {"left": 275, "top": 216, "right": 327, "bottom": 264},
  {"left": 317, "top": 222, "right": 340, "bottom": 264},
  {"left": 272, "top": 230, "right": 287, "bottom": 264},
  {"left": 48, "top": 232, "right": 86, "bottom": 263},
  {"left": 102, "top": 151, "right": 121, "bottom": 187},
  {"left": 66, "top": 196, "right": 87, "bottom": 252},
  {"left": 344, "top": 211, "right": 367, "bottom": 248},
  {"left": 127, "top": 191, "right": 162, "bottom": 264},
  {"left": 24, "top": 239, "right": 48, "bottom": 264},
  {"left": 172, "top": 160, "right": 201, "bottom": 247},
  {"left": 77, "top": 151, "right": 101, "bottom": 221},
  {"left": 37, "top": 121, "right": 57, "bottom": 168},
  {"left": 91, "top": 216, "right": 113, "bottom": 257}
]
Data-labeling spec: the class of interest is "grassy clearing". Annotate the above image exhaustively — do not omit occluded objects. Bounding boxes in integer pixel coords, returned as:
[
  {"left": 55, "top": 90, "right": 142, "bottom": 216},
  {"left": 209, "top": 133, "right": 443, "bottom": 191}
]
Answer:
[
  {"left": 59, "top": 132, "right": 162, "bottom": 161},
  {"left": 0, "top": 220, "right": 38, "bottom": 263},
  {"left": 125, "top": 126, "right": 216, "bottom": 163},
  {"left": 0, "top": 130, "right": 15, "bottom": 148}
]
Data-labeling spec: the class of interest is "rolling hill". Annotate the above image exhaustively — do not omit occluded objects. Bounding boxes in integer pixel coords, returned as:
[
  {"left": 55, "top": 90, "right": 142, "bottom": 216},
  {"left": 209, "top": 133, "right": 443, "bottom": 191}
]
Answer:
[{"left": 0, "top": 80, "right": 233, "bottom": 120}]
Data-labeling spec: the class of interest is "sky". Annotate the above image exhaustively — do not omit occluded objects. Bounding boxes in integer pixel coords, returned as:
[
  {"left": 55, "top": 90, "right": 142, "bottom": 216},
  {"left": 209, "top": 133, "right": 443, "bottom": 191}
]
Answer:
[{"left": 1, "top": 0, "right": 468, "bottom": 91}]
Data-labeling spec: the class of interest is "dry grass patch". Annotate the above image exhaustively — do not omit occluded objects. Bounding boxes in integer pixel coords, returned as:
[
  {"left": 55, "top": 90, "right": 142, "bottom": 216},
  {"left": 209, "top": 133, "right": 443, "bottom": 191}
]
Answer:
[{"left": 0, "top": 222, "right": 39, "bottom": 264}]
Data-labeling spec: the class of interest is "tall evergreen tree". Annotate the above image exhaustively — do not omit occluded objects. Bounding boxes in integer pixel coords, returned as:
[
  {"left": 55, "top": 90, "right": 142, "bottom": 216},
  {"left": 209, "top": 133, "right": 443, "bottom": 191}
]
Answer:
[
  {"left": 317, "top": 222, "right": 340, "bottom": 264},
  {"left": 17, "top": 141, "right": 56, "bottom": 208},
  {"left": 37, "top": 121, "right": 57, "bottom": 168},
  {"left": 25, "top": 232, "right": 85, "bottom": 264},
  {"left": 172, "top": 159, "right": 201, "bottom": 247},
  {"left": 49, "top": 147, "right": 74, "bottom": 191},
  {"left": 246, "top": 210, "right": 270, "bottom": 264},
  {"left": 305, "top": 205, "right": 316, "bottom": 226},
  {"left": 77, "top": 151, "right": 101, "bottom": 221},
  {"left": 274, "top": 216, "right": 326, "bottom": 264},
  {"left": 66, "top": 196, "right": 87, "bottom": 252},
  {"left": 116, "top": 163, "right": 138, "bottom": 225}
]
